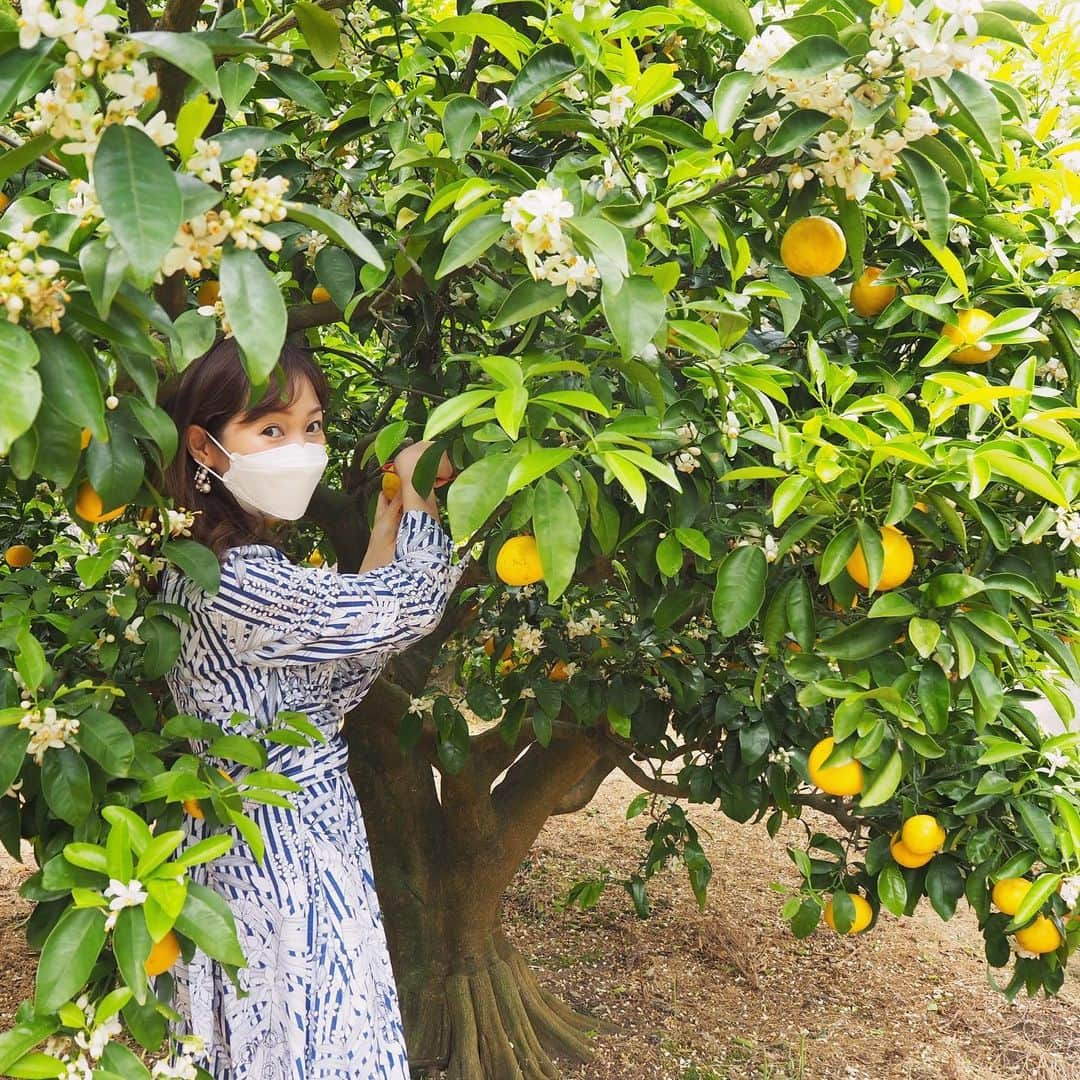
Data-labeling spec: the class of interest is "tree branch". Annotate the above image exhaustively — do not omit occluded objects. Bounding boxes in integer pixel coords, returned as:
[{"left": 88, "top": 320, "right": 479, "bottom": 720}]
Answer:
[
  {"left": 127, "top": 0, "right": 153, "bottom": 32},
  {"left": 154, "top": 0, "right": 206, "bottom": 119},
  {"left": 303, "top": 484, "right": 367, "bottom": 572},
  {"left": 255, "top": 0, "right": 351, "bottom": 42},
  {"left": 0, "top": 133, "right": 67, "bottom": 178},
  {"left": 600, "top": 746, "right": 686, "bottom": 799},
  {"left": 551, "top": 758, "right": 616, "bottom": 815},
  {"left": 791, "top": 792, "right": 862, "bottom": 832}
]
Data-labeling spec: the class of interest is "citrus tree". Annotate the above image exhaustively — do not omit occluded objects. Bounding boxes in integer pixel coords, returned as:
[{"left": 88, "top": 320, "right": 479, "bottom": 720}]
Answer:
[{"left": 2, "top": 0, "right": 1080, "bottom": 1077}]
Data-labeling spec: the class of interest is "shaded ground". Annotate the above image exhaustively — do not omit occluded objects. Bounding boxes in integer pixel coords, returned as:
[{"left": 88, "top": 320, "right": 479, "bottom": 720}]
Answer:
[{"left": 2, "top": 772, "right": 1077, "bottom": 1080}]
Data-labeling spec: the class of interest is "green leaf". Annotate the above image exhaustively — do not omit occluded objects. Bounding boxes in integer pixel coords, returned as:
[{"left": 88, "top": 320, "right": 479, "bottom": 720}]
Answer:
[
  {"left": 162, "top": 538, "right": 221, "bottom": 595},
  {"left": 978, "top": 449, "right": 1068, "bottom": 507},
  {"left": 0, "top": 1018, "right": 58, "bottom": 1074},
  {"left": 908, "top": 617, "right": 941, "bottom": 659},
  {"left": 113, "top": 906, "right": 152, "bottom": 1005},
  {"left": 140, "top": 616, "right": 182, "bottom": 679},
  {"left": 601, "top": 452, "right": 647, "bottom": 512},
  {"left": 926, "top": 857, "right": 964, "bottom": 919},
  {"left": 174, "top": 882, "right": 246, "bottom": 965},
  {"left": 859, "top": 748, "right": 903, "bottom": 808},
  {"left": 877, "top": 865, "right": 908, "bottom": 916},
  {"left": 41, "top": 748, "right": 92, "bottom": 826},
  {"left": 924, "top": 573, "right": 985, "bottom": 606},
  {"left": 918, "top": 663, "right": 950, "bottom": 734},
  {"left": 443, "top": 94, "right": 489, "bottom": 159},
  {"left": 220, "top": 247, "right": 288, "bottom": 384},
  {"left": 76, "top": 710, "right": 134, "bottom": 777},
  {"left": 942, "top": 70, "right": 1002, "bottom": 159},
  {"left": 34, "top": 906, "right": 107, "bottom": 1013},
  {"left": 314, "top": 246, "right": 355, "bottom": 312},
  {"left": 819, "top": 523, "right": 858, "bottom": 585},
  {"left": 689, "top": 0, "right": 755, "bottom": 41},
  {"left": 435, "top": 214, "right": 506, "bottom": 279},
  {"left": 92, "top": 125, "right": 183, "bottom": 285},
  {"left": 534, "top": 477, "right": 583, "bottom": 602},
  {"left": 507, "top": 43, "right": 577, "bottom": 108},
  {"left": 818, "top": 619, "right": 904, "bottom": 661},
  {"left": 266, "top": 63, "right": 331, "bottom": 116},
  {"left": 567, "top": 215, "right": 630, "bottom": 281},
  {"left": 85, "top": 421, "right": 144, "bottom": 507},
  {"left": 601, "top": 277, "right": 666, "bottom": 360},
  {"left": 0, "top": 133, "right": 56, "bottom": 188},
  {"left": 286, "top": 202, "right": 384, "bottom": 269},
  {"left": 1005, "top": 871, "right": 1063, "bottom": 933},
  {"left": 0, "top": 322, "right": 41, "bottom": 454},
  {"left": 712, "top": 70, "right": 756, "bottom": 134},
  {"left": 899, "top": 148, "right": 949, "bottom": 247},
  {"left": 130, "top": 31, "right": 221, "bottom": 96},
  {"left": 0, "top": 38, "right": 52, "bottom": 124},
  {"left": 294, "top": 1, "right": 341, "bottom": 67},
  {"left": 771, "top": 35, "right": 848, "bottom": 78},
  {"left": 633, "top": 115, "right": 712, "bottom": 150},
  {"left": 446, "top": 452, "right": 515, "bottom": 541},
  {"left": 1013, "top": 798, "right": 1057, "bottom": 859},
  {"left": 919, "top": 237, "right": 968, "bottom": 298},
  {"left": 712, "top": 545, "right": 767, "bottom": 637},
  {"left": 766, "top": 109, "right": 830, "bottom": 155},
  {"left": 0, "top": 726, "right": 30, "bottom": 800},
  {"left": 218, "top": 61, "right": 258, "bottom": 117},
  {"left": 33, "top": 332, "right": 105, "bottom": 437},
  {"left": 176, "top": 92, "right": 216, "bottom": 160},
  {"left": 490, "top": 278, "right": 565, "bottom": 330},
  {"left": 771, "top": 475, "right": 810, "bottom": 527},
  {"left": 423, "top": 388, "right": 496, "bottom": 439}
]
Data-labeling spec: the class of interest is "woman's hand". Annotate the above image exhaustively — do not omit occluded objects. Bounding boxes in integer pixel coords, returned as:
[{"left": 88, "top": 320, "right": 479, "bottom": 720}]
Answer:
[
  {"left": 392, "top": 440, "right": 453, "bottom": 519},
  {"left": 359, "top": 490, "right": 403, "bottom": 573}
]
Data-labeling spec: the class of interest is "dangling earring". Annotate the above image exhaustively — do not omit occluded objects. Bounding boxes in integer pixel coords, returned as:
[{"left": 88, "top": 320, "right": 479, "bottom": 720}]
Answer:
[{"left": 194, "top": 461, "right": 212, "bottom": 494}]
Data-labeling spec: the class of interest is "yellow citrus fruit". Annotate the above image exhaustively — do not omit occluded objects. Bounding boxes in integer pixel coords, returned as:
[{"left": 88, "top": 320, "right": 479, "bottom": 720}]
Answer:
[
  {"left": 495, "top": 535, "right": 544, "bottom": 587},
  {"left": 4, "top": 544, "right": 33, "bottom": 568},
  {"left": 780, "top": 217, "right": 847, "bottom": 278},
  {"left": 182, "top": 798, "right": 205, "bottom": 820},
  {"left": 312, "top": 285, "right": 332, "bottom": 304},
  {"left": 890, "top": 833, "right": 934, "bottom": 868},
  {"left": 145, "top": 930, "right": 181, "bottom": 976},
  {"left": 483, "top": 637, "right": 512, "bottom": 661},
  {"left": 548, "top": 659, "right": 571, "bottom": 681},
  {"left": 900, "top": 814, "right": 946, "bottom": 856},
  {"left": 75, "top": 482, "right": 126, "bottom": 524},
  {"left": 381, "top": 470, "right": 401, "bottom": 499},
  {"left": 196, "top": 279, "right": 220, "bottom": 307},
  {"left": 992, "top": 877, "right": 1032, "bottom": 916},
  {"left": 943, "top": 308, "right": 1001, "bottom": 365},
  {"left": 1014, "top": 916, "right": 1062, "bottom": 955},
  {"left": 914, "top": 501, "right": 928, "bottom": 512},
  {"left": 532, "top": 98, "right": 561, "bottom": 118},
  {"left": 307, "top": 549, "right": 324, "bottom": 567},
  {"left": 80, "top": 428, "right": 92, "bottom": 450},
  {"left": 808, "top": 737, "right": 863, "bottom": 797},
  {"left": 850, "top": 267, "right": 897, "bottom": 318},
  {"left": 845, "top": 525, "right": 914, "bottom": 591},
  {"left": 823, "top": 893, "right": 873, "bottom": 934},
  {"left": 0, "top": 192, "right": 9, "bottom": 213}
]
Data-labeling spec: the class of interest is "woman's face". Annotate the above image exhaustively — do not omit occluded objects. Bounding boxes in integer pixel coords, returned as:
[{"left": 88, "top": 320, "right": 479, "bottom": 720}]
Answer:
[{"left": 188, "top": 376, "right": 326, "bottom": 476}]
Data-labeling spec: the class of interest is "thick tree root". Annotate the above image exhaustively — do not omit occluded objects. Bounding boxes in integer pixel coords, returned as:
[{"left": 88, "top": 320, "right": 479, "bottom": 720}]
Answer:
[{"left": 413, "top": 939, "right": 609, "bottom": 1080}]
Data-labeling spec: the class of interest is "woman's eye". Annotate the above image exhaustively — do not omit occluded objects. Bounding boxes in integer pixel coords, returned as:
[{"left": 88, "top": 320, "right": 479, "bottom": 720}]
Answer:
[
  {"left": 308, "top": 419, "right": 323, "bottom": 433},
  {"left": 261, "top": 424, "right": 283, "bottom": 437}
]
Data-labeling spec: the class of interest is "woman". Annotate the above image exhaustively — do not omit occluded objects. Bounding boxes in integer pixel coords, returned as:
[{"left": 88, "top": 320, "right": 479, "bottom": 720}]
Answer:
[{"left": 158, "top": 339, "right": 461, "bottom": 1078}]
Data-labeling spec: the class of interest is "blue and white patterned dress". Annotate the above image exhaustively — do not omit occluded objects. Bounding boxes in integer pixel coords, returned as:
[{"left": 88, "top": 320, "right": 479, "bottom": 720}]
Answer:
[{"left": 158, "top": 509, "right": 462, "bottom": 1079}]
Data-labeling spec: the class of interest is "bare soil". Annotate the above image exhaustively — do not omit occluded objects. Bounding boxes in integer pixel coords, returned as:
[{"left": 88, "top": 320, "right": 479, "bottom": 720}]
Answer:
[{"left": 2, "top": 772, "right": 1077, "bottom": 1080}]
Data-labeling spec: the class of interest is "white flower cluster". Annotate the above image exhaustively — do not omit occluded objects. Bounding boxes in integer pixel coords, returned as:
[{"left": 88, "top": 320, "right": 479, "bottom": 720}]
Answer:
[
  {"left": 1054, "top": 507, "right": 1080, "bottom": 551},
  {"left": 161, "top": 150, "right": 290, "bottom": 280},
  {"left": 566, "top": 608, "right": 606, "bottom": 638},
  {"left": 1062, "top": 875, "right": 1080, "bottom": 909},
  {"left": 73, "top": 1015, "right": 122, "bottom": 1061},
  {"left": 568, "top": 0, "right": 616, "bottom": 22},
  {"left": 19, "top": 706, "right": 80, "bottom": 764},
  {"left": 590, "top": 84, "right": 634, "bottom": 130},
  {"left": 768, "top": 746, "right": 793, "bottom": 766},
  {"left": 0, "top": 223, "right": 68, "bottom": 331},
  {"left": 675, "top": 446, "right": 702, "bottom": 473},
  {"left": 408, "top": 694, "right": 434, "bottom": 716},
  {"left": 18, "top": 0, "right": 117, "bottom": 61},
  {"left": 868, "top": 0, "right": 993, "bottom": 82},
  {"left": 501, "top": 184, "right": 600, "bottom": 297},
  {"left": 513, "top": 623, "right": 545, "bottom": 656},
  {"left": 164, "top": 508, "right": 198, "bottom": 538},
  {"left": 1038, "top": 357, "right": 1069, "bottom": 386},
  {"left": 103, "top": 876, "right": 147, "bottom": 931},
  {"left": 1053, "top": 288, "right": 1080, "bottom": 317}
]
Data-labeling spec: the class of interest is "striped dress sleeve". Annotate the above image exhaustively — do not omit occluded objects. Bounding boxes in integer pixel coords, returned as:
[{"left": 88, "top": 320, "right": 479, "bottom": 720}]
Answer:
[{"left": 209, "top": 510, "right": 461, "bottom": 668}]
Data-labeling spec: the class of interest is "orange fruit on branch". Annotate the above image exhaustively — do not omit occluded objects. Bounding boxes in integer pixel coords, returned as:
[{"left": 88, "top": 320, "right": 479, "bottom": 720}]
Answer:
[
  {"left": 196, "top": 279, "right": 220, "bottom": 306},
  {"left": 890, "top": 833, "right": 934, "bottom": 868},
  {"left": 845, "top": 525, "right": 914, "bottom": 591},
  {"left": 1014, "top": 915, "right": 1062, "bottom": 955},
  {"left": 850, "top": 266, "right": 897, "bottom": 318},
  {"left": 900, "top": 814, "right": 946, "bottom": 856},
  {"left": 823, "top": 893, "right": 873, "bottom": 934},
  {"left": 75, "top": 482, "right": 126, "bottom": 524},
  {"left": 943, "top": 308, "right": 1001, "bottom": 365},
  {"left": 4, "top": 544, "right": 33, "bottom": 568},
  {"left": 145, "top": 930, "right": 181, "bottom": 976},
  {"left": 808, "top": 737, "right": 863, "bottom": 796},
  {"left": 991, "top": 877, "right": 1032, "bottom": 916},
  {"left": 495, "top": 535, "right": 544, "bottom": 586},
  {"left": 80, "top": 428, "right": 92, "bottom": 450},
  {"left": 311, "top": 285, "right": 332, "bottom": 304},
  {"left": 780, "top": 217, "right": 847, "bottom": 278},
  {"left": 381, "top": 470, "right": 401, "bottom": 499}
]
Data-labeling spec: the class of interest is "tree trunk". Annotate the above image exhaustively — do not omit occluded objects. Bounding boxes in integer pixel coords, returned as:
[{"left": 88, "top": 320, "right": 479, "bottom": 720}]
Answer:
[{"left": 343, "top": 681, "right": 617, "bottom": 1078}]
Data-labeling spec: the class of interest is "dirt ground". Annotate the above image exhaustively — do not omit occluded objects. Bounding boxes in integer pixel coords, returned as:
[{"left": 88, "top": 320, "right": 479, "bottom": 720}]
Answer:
[{"left": 2, "top": 772, "right": 1078, "bottom": 1080}]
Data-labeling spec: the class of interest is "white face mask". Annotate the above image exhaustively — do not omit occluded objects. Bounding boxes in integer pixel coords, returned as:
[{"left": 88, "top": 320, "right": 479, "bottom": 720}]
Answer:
[{"left": 199, "top": 432, "right": 328, "bottom": 521}]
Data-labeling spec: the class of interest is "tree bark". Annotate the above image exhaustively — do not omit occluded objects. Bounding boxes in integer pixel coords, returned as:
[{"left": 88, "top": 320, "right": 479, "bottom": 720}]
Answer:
[{"left": 343, "top": 686, "right": 618, "bottom": 1078}]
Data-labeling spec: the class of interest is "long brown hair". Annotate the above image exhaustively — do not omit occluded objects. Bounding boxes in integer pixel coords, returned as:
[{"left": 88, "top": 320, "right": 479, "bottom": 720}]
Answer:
[{"left": 160, "top": 339, "right": 331, "bottom": 560}]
